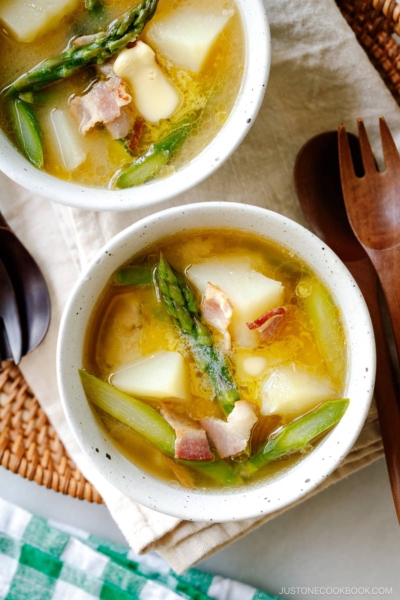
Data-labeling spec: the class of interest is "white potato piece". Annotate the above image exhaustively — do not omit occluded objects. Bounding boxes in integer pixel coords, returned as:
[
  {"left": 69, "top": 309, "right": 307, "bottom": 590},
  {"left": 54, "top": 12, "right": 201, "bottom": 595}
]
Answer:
[
  {"left": 113, "top": 42, "right": 179, "bottom": 123},
  {"left": 261, "top": 365, "right": 336, "bottom": 417},
  {"left": 111, "top": 351, "right": 190, "bottom": 402},
  {"left": 0, "top": 0, "right": 78, "bottom": 43},
  {"left": 147, "top": 7, "right": 234, "bottom": 73},
  {"left": 188, "top": 259, "right": 284, "bottom": 347},
  {"left": 50, "top": 109, "right": 87, "bottom": 172}
]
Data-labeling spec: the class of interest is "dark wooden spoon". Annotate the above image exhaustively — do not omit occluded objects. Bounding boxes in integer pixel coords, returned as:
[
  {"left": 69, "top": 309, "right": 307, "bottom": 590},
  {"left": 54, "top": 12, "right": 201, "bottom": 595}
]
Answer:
[
  {"left": 0, "top": 255, "right": 23, "bottom": 367},
  {"left": 0, "top": 213, "right": 50, "bottom": 359},
  {"left": 294, "top": 131, "right": 400, "bottom": 523}
]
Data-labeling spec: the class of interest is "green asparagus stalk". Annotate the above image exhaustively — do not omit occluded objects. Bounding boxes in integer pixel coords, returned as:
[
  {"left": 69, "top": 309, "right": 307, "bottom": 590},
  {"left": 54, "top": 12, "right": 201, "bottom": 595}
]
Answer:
[
  {"left": 240, "top": 399, "right": 350, "bottom": 478},
  {"left": 80, "top": 369, "right": 176, "bottom": 455},
  {"left": 155, "top": 255, "right": 240, "bottom": 414},
  {"left": 80, "top": 370, "right": 241, "bottom": 485},
  {"left": 11, "top": 99, "right": 44, "bottom": 168},
  {"left": 5, "top": 0, "right": 159, "bottom": 96},
  {"left": 301, "top": 278, "right": 346, "bottom": 387},
  {"left": 116, "top": 116, "right": 194, "bottom": 188},
  {"left": 180, "top": 458, "right": 243, "bottom": 486},
  {"left": 85, "top": 0, "right": 103, "bottom": 11},
  {"left": 113, "top": 265, "right": 153, "bottom": 286},
  {"left": 19, "top": 91, "right": 53, "bottom": 105}
]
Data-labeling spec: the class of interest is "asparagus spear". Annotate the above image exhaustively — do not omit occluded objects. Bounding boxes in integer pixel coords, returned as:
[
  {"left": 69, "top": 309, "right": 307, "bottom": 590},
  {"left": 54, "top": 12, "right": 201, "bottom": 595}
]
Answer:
[
  {"left": 85, "top": 0, "right": 103, "bottom": 11},
  {"left": 301, "top": 278, "right": 346, "bottom": 387},
  {"left": 80, "top": 370, "right": 242, "bottom": 485},
  {"left": 19, "top": 91, "right": 54, "bottom": 105},
  {"left": 155, "top": 255, "right": 240, "bottom": 414},
  {"left": 6, "top": 0, "right": 159, "bottom": 96},
  {"left": 240, "top": 399, "right": 350, "bottom": 478},
  {"left": 116, "top": 116, "right": 194, "bottom": 188},
  {"left": 80, "top": 369, "right": 175, "bottom": 455},
  {"left": 180, "top": 457, "right": 243, "bottom": 486},
  {"left": 11, "top": 99, "right": 44, "bottom": 168},
  {"left": 113, "top": 265, "right": 153, "bottom": 286}
]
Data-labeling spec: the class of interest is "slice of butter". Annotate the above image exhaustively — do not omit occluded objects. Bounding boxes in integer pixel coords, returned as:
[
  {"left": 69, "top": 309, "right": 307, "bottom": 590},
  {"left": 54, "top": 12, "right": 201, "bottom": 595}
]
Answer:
[
  {"left": 113, "top": 42, "right": 179, "bottom": 123},
  {"left": 0, "top": 0, "right": 79, "bottom": 43}
]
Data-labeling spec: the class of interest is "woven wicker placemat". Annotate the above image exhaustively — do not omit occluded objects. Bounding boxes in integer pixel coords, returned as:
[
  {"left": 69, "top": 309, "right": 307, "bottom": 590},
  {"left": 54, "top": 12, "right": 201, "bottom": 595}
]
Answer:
[
  {"left": 1, "top": 0, "right": 398, "bottom": 503},
  {"left": 337, "top": 0, "right": 400, "bottom": 100},
  {"left": 0, "top": 362, "right": 102, "bottom": 503}
]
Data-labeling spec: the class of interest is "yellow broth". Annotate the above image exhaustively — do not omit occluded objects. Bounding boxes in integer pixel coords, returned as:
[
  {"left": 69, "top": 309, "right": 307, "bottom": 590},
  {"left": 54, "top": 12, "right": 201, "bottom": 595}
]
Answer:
[
  {"left": 83, "top": 228, "right": 348, "bottom": 491},
  {"left": 0, "top": 0, "right": 244, "bottom": 189}
]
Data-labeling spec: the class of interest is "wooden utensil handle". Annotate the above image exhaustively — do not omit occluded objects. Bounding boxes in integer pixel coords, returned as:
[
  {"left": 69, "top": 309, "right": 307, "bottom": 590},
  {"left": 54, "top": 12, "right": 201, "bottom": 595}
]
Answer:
[
  {"left": 369, "top": 246, "right": 400, "bottom": 362},
  {"left": 346, "top": 256, "right": 400, "bottom": 522}
]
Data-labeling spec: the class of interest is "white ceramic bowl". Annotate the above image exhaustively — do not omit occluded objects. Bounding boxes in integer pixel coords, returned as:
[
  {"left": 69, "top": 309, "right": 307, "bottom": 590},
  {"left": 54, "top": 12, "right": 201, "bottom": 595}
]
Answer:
[
  {"left": 0, "top": 1, "right": 270, "bottom": 212},
  {"left": 57, "top": 202, "right": 376, "bottom": 522}
]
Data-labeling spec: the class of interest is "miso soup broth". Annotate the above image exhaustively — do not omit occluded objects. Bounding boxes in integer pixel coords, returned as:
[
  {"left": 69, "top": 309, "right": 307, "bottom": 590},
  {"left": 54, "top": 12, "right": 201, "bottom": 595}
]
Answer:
[
  {"left": 82, "top": 228, "right": 350, "bottom": 492},
  {"left": 0, "top": 0, "right": 244, "bottom": 191}
]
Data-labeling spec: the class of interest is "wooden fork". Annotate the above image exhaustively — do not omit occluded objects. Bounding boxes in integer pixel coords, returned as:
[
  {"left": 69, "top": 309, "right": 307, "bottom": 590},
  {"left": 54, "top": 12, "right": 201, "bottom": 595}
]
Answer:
[
  {"left": 339, "top": 117, "right": 400, "bottom": 521},
  {"left": 339, "top": 118, "right": 400, "bottom": 356}
]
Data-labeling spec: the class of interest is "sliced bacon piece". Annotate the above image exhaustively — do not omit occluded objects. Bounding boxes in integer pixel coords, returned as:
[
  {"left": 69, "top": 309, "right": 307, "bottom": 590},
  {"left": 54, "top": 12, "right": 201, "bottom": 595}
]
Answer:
[
  {"left": 70, "top": 77, "right": 132, "bottom": 136},
  {"left": 247, "top": 307, "right": 287, "bottom": 340},
  {"left": 200, "top": 401, "right": 258, "bottom": 459},
  {"left": 201, "top": 282, "right": 233, "bottom": 350},
  {"left": 129, "top": 117, "right": 145, "bottom": 153},
  {"left": 73, "top": 32, "right": 105, "bottom": 47},
  {"left": 160, "top": 404, "right": 213, "bottom": 462},
  {"left": 105, "top": 107, "right": 134, "bottom": 140}
]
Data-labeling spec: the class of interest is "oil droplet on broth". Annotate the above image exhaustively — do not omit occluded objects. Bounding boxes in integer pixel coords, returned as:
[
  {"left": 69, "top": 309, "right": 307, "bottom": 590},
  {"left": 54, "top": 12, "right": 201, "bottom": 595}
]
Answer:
[{"left": 296, "top": 281, "right": 313, "bottom": 298}]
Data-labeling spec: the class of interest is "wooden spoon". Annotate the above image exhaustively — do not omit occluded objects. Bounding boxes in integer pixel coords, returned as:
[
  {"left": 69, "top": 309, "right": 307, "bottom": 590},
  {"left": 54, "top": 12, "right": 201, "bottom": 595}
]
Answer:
[
  {"left": 0, "top": 255, "right": 22, "bottom": 367},
  {"left": 294, "top": 131, "right": 400, "bottom": 523},
  {"left": 0, "top": 213, "right": 50, "bottom": 359}
]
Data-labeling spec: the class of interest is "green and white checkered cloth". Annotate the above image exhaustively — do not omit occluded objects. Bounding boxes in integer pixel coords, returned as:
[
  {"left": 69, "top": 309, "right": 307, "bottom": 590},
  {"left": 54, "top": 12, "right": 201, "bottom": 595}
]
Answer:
[{"left": 0, "top": 498, "right": 281, "bottom": 600}]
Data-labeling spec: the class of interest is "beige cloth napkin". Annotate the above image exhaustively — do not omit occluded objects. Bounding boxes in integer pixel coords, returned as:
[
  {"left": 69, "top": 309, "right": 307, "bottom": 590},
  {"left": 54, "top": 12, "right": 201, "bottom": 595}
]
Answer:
[{"left": 2, "top": 0, "right": 399, "bottom": 574}]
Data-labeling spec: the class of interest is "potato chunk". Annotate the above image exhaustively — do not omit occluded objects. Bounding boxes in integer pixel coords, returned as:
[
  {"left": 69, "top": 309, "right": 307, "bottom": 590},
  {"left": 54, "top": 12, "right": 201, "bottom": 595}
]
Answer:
[
  {"left": 50, "top": 109, "right": 87, "bottom": 172},
  {"left": 147, "top": 7, "right": 234, "bottom": 73},
  {"left": 261, "top": 365, "right": 336, "bottom": 417},
  {"left": 111, "top": 351, "right": 190, "bottom": 402},
  {"left": 95, "top": 292, "right": 142, "bottom": 375},
  {"left": 188, "top": 259, "right": 284, "bottom": 347},
  {"left": 0, "top": 0, "right": 79, "bottom": 43}
]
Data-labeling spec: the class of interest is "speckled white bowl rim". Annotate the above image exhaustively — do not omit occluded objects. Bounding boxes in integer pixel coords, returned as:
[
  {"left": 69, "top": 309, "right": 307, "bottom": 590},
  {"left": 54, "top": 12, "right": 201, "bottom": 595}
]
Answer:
[
  {"left": 0, "top": 0, "right": 270, "bottom": 212},
  {"left": 57, "top": 202, "right": 376, "bottom": 522}
]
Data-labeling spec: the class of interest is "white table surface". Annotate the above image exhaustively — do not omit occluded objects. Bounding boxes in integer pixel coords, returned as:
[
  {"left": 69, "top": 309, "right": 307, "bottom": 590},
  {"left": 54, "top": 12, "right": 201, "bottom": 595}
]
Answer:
[{"left": 1, "top": 457, "right": 398, "bottom": 599}]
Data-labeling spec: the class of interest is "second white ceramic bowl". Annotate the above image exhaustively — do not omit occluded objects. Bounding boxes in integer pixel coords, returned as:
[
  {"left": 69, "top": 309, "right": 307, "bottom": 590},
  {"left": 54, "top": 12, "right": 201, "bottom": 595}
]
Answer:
[
  {"left": 57, "top": 202, "right": 375, "bottom": 522},
  {"left": 0, "top": 0, "right": 270, "bottom": 211}
]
